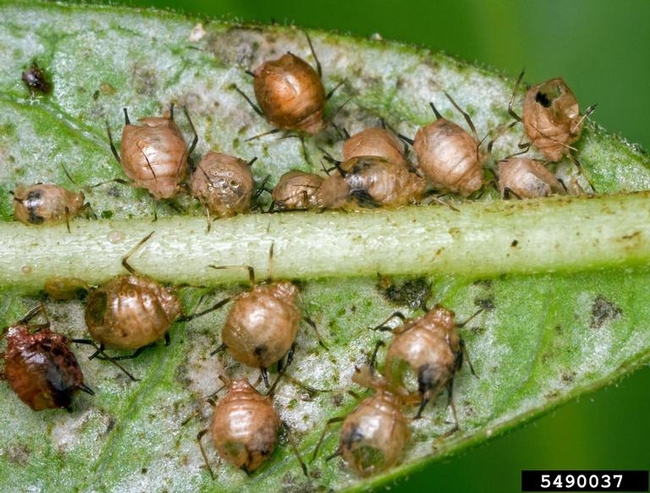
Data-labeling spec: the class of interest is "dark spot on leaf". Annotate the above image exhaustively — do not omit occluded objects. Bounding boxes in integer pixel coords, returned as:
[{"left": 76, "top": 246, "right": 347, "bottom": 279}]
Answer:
[
  {"left": 376, "top": 276, "right": 431, "bottom": 310},
  {"left": 511, "top": 239, "right": 518, "bottom": 247},
  {"left": 590, "top": 295, "right": 622, "bottom": 328},
  {"left": 474, "top": 295, "right": 495, "bottom": 311}
]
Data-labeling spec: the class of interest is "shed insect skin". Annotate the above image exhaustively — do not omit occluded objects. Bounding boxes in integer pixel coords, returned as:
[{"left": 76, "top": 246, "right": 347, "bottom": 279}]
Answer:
[
  {"left": 190, "top": 151, "right": 255, "bottom": 219},
  {"left": 375, "top": 304, "right": 477, "bottom": 427},
  {"left": 22, "top": 61, "right": 51, "bottom": 95},
  {"left": 498, "top": 157, "right": 566, "bottom": 199},
  {"left": 12, "top": 184, "right": 87, "bottom": 229},
  {"left": 198, "top": 378, "right": 281, "bottom": 475},
  {"left": 107, "top": 105, "right": 198, "bottom": 200},
  {"left": 509, "top": 72, "right": 595, "bottom": 162},
  {"left": 411, "top": 94, "right": 485, "bottom": 196},
  {"left": 270, "top": 170, "right": 324, "bottom": 211},
  {"left": 1, "top": 304, "right": 94, "bottom": 411}
]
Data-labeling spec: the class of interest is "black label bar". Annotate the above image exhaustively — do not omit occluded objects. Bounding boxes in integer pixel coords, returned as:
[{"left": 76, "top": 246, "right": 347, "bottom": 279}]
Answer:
[{"left": 521, "top": 470, "right": 648, "bottom": 492}]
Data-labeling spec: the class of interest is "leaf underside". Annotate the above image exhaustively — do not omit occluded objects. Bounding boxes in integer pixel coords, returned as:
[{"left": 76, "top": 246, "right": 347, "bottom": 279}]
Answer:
[{"left": 0, "top": 2, "right": 648, "bottom": 492}]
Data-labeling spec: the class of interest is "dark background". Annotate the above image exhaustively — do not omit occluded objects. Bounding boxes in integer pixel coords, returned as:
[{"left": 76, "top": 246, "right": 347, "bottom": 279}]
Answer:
[{"left": 102, "top": 1, "right": 650, "bottom": 491}]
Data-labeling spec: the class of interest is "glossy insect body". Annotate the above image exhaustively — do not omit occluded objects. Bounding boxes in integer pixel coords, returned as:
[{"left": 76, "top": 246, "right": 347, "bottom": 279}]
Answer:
[
  {"left": 336, "top": 389, "right": 409, "bottom": 477},
  {"left": 522, "top": 78, "right": 583, "bottom": 162},
  {"left": 222, "top": 281, "right": 301, "bottom": 370},
  {"left": 271, "top": 170, "right": 324, "bottom": 211},
  {"left": 2, "top": 306, "right": 93, "bottom": 411},
  {"left": 413, "top": 117, "right": 484, "bottom": 196},
  {"left": 22, "top": 62, "right": 51, "bottom": 94},
  {"left": 382, "top": 305, "right": 463, "bottom": 417},
  {"left": 115, "top": 109, "right": 193, "bottom": 199},
  {"left": 85, "top": 275, "right": 181, "bottom": 350},
  {"left": 318, "top": 156, "right": 426, "bottom": 209},
  {"left": 207, "top": 378, "right": 280, "bottom": 473},
  {"left": 13, "top": 184, "right": 86, "bottom": 226},
  {"left": 190, "top": 152, "right": 254, "bottom": 218},
  {"left": 342, "top": 128, "right": 407, "bottom": 166},
  {"left": 253, "top": 53, "right": 326, "bottom": 135},
  {"left": 498, "top": 158, "right": 566, "bottom": 199}
]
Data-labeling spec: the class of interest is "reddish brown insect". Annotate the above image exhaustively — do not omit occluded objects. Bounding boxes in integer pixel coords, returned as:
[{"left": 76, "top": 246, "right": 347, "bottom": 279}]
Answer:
[
  {"left": 83, "top": 233, "right": 181, "bottom": 357},
  {"left": 313, "top": 365, "right": 409, "bottom": 477},
  {"left": 107, "top": 105, "right": 197, "bottom": 199},
  {"left": 12, "top": 184, "right": 87, "bottom": 229},
  {"left": 1, "top": 304, "right": 94, "bottom": 411},
  {"left": 342, "top": 128, "right": 408, "bottom": 166},
  {"left": 411, "top": 94, "right": 485, "bottom": 196},
  {"left": 270, "top": 170, "right": 324, "bottom": 211},
  {"left": 498, "top": 157, "right": 566, "bottom": 199},
  {"left": 375, "top": 304, "right": 476, "bottom": 427},
  {"left": 317, "top": 156, "right": 426, "bottom": 209},
  {"left": 190, "top": 151, "right": 255, "bottom": 219},
  {"left": 198, "top": 377, "right": 281, "bottom": 475},
  {"left": 252, "top": 43, "right": 326, "bottom": 136},
  {"left": 210, "top": 261, "right": 324, "bottom": 386},
  {"left": 22, "top": 61, "right": 51, "bottom": 94}
]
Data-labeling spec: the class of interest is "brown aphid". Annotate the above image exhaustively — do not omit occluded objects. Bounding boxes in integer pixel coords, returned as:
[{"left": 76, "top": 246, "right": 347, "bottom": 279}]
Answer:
[
  {"left": 199, "top": 378, "right": 280, "bottom": 475},
  {"left": 44, "top": 277, "right": 90, "bottom": 301},
  {"left": 335, "top": 389, "right": 409, "bottom": 477},
  {"left": 108, "top": 106, "right": 197, "bottom": 199},
  {"left": 222, "top": 281, "right": 302, "bottom": 377},
  {"left": 412, "top": 96, "right": 485, "bottom": 196},
  {"left": 270, "top": 170, "right": 324, "bottom": 211},
  {"left": 498, "top": 157, "right": 566, "bottom": 199},
  {"left": 521, "top": 77, "right": 585, "bottom": 162},
  {"left": 379, "top": 304, "right": 474, "bottom": 422},
  {"left": 342, "top": 128, "right": 408, "bottom": 166},
  {"left": 190, "top": 151, "right": 254, "bottom": 218},
  {"left": 1, "top": 305, "right": 94, "bottom": 411},
  {"left": 84, "top": 233, "right": 181, "bottom": 353},
  {"left": 13, "top": 184, "right": 86, "bottom": 227},
  {"left": 22, "top": 61, "right": 51, "bottom": 94},
  {"left": 318, "top": 156, "right": 426, "bottom": 209},
  {"left": 253, "top": 49, "right": 326, "bottom": 135}
]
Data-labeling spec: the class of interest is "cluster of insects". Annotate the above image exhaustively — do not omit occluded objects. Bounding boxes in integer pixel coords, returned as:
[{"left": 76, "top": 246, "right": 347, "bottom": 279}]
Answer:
[{"left": 4, "top": 30, "right": 596, "bottom": 483}]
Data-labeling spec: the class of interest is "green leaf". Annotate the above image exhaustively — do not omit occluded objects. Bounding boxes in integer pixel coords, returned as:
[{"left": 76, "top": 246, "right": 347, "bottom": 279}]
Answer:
[{"left": 0, "top": 2, "right": 648, "bottom": 492}]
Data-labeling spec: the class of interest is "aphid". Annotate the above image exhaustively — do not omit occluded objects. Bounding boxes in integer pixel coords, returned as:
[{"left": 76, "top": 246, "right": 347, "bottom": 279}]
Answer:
[
  {"left": 22, "top": 61, "right": 51, "bottom": 94},
  {"left": 252, "top": 39, "right": 326, "bottom": 135},
  {"left": 83, "top": 232, "right": 181, "bottom": 356},
  {"left": 313, "top": 365, "right": 409, "bottom": 477},
  {"left": 512, "top": 74, "right": 590, "bottom": 162},
  {"left": 198, "top": 378, "right": 280, "bottom": 475},
  {"left": 190, "top": 151, "right": 255, "bottom": 219},
  {"left": 411, "top": 94, "right": 485, "bottom": 196},
  {"left": 318, "top": 156, "right": 426, "bottom": 209},
  {"left": 44, "top": 277, "right": 90, "bottom": 301},
  {"left": 270, "top": 170, "right": 323, "bottom": 211},
  {"left": 210, "top": 261, "right": 323, "bottom": 386},
  {"left": 220, "top": 280, "right": 302, "bottom": 385},
  {"left": 376, "top": 304, "right": 476, "bottom": 426},
  {"left": 107, "top": 105, "right": 197, "bottom": 199},
  {"left": 498, "top": 157, "right": 566, "bottom": 199},
  {"left": 1, "top": 304, "right": 94, "bottom": 411},
  {"left": 342, "top": 128, "right": 408, "bottom": 166},
  {"left": 12, "top": 184, "right": 87, "bottom": 229}
]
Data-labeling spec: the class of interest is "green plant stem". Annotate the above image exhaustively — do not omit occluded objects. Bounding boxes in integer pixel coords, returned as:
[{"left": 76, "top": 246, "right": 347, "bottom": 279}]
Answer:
[{"left": 3, "top": 191, "right": 650, "bottom": 292}]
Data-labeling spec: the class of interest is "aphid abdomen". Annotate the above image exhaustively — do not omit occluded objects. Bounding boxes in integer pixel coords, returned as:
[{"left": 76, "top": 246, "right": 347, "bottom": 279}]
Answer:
[
  {"left": 253, "top": 53, "right": 326, "bottom": 135},
  {"left": 210, "top": 379, "right": 280, "bottom": 472},
  {"left": 339, "top": 390, "right": 409, "bottom": 477},
  {"left": 413, "top": 120, "right": 483, "bottom": 196},
  {"left": 13, "top": 184, "right": 86, "bottom": 226},
  {"left": 222, "top": 282, "right": 301, "bottom": 369},
  {"left": 85, "top": 275, "right": 181, "bottom": 350},
  {"left": 120, "top": 117, "right": 188, "bottom": 199}
]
